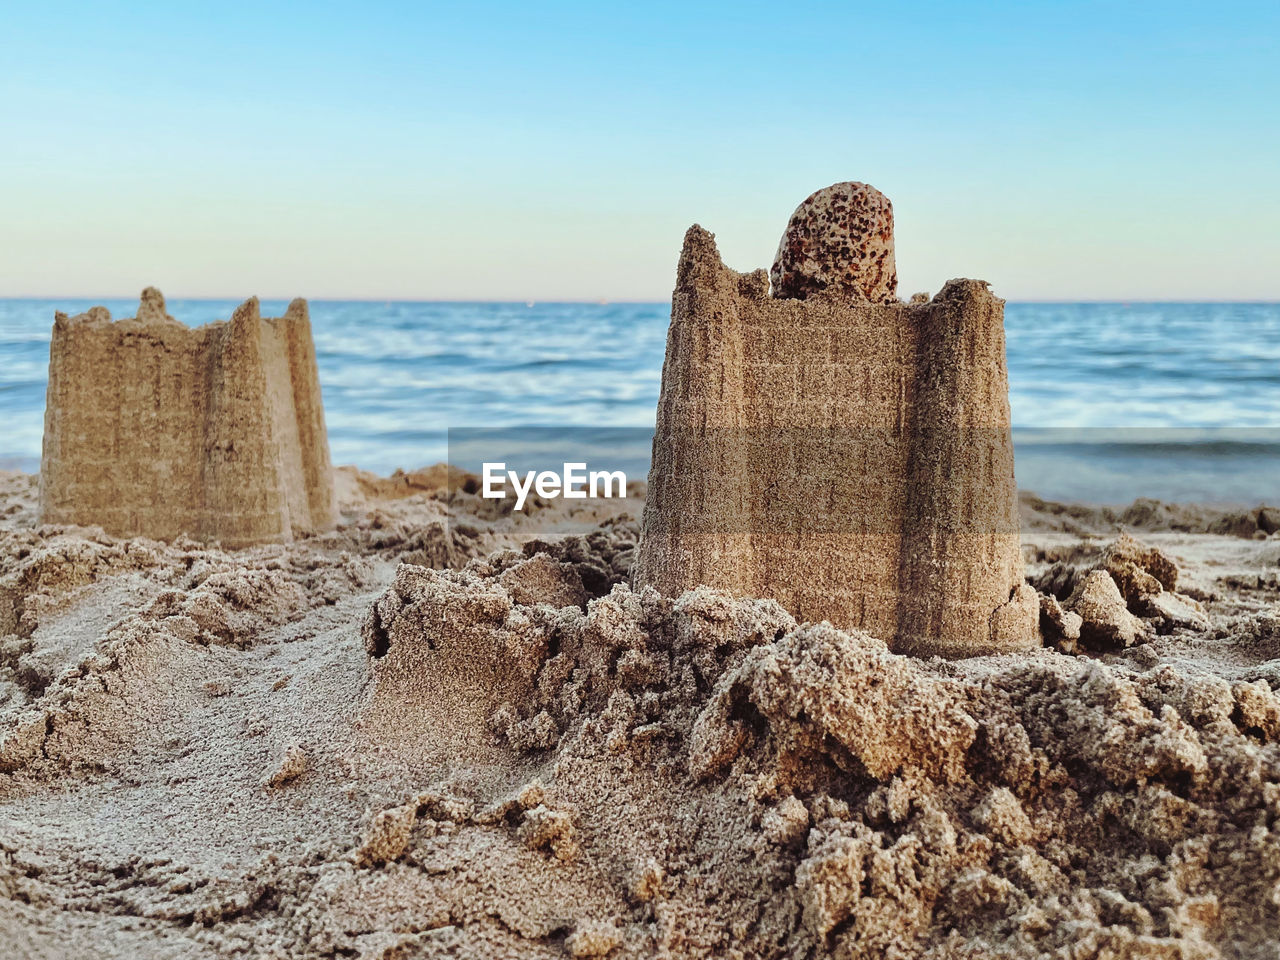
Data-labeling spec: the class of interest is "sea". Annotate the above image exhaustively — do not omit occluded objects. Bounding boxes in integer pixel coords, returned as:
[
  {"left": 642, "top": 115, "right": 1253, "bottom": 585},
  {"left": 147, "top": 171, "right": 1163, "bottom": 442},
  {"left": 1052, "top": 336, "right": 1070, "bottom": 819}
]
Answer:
[{"left": 1, "top": 299, "right": 1278, "bottom": 506}]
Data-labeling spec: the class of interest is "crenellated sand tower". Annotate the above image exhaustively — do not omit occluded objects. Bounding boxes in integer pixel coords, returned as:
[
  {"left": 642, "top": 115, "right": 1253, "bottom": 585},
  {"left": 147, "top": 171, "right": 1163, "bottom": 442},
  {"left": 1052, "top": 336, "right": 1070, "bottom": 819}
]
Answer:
[
  {"left": 39, "top": 288, "right": 338, "bottom": 548},
  {"left": 633, "top": 182, "right": 1039, "bottom": 657}
]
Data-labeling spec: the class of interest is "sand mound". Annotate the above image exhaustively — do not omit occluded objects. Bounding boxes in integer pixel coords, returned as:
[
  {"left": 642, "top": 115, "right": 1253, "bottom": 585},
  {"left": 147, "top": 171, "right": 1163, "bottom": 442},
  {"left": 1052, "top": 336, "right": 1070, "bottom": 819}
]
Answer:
[{"left": 347, "top": 556, "right": 1280, "bottom": 958}]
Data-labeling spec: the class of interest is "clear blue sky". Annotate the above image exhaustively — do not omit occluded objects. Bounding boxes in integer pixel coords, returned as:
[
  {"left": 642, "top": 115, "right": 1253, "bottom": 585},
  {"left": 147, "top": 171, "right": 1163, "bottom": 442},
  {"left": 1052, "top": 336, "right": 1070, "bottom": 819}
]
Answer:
[{"left": 1, "top": 1, "right": 1276, "bottom": 300}]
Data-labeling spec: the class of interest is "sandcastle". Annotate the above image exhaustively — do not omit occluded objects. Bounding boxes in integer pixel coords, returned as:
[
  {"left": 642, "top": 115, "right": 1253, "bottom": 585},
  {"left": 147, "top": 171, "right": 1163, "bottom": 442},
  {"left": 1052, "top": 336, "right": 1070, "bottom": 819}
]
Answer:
[
  {"left": 633, "top": 182, "right": 1039, "bottom": 657},
  {"left": 39, "top": 288, "right": 338, "bottom": 548}
]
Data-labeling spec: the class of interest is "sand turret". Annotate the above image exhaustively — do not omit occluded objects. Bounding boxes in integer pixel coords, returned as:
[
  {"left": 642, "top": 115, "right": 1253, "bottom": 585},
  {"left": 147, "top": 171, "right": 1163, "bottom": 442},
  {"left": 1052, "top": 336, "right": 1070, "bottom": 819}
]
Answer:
[
  {"left": 633, "top": 182, "right": 1039, "bottom": 657},
  {"left": 39, "top": 289, "right": 338, "bottom": 548}
]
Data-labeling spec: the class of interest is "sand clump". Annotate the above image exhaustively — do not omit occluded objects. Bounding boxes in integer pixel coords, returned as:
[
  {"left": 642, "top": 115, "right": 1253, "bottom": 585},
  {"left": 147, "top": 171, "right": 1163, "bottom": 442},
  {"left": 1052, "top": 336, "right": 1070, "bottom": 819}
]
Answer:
[
  {"left": 634, "top": 185, "right": 1037, "bottom": 657},
  {"left": 1035, "top": 533, "right": 1212, "bottom": 652},
  {"left": 1, "top": 470, "right": 1279, "bottom": 957},
  {"left": 40, "top": 289, "right": 338, "bottom": 547}
]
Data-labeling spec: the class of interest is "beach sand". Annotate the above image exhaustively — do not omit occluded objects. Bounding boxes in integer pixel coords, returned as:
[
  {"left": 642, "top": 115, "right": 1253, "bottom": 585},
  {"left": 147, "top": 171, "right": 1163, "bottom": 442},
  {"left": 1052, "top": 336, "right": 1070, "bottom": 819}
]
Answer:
[{"left": 1, "top": 467, "right": 1278, "bottom": 958}]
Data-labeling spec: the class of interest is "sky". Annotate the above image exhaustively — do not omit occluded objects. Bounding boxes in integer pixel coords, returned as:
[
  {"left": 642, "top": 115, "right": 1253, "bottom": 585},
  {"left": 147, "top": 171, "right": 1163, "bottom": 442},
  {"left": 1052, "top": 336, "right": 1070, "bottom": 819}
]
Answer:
[{"left": 0, "top": 1, "right": 1277, "bottom": 301}]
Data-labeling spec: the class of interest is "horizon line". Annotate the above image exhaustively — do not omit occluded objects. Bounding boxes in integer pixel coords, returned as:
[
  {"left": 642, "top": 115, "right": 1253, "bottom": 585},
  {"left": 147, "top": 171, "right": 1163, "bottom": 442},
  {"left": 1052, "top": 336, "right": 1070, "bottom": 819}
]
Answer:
[{"left": 3, "top": 295, "right": 1279, "bottom": 306}]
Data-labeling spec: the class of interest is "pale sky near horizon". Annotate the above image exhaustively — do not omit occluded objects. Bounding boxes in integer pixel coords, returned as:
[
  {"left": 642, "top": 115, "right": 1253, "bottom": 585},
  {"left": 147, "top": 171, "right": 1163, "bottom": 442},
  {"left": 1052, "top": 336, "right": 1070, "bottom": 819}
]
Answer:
[{"left": 1, "top": 1, "right": 1277, "bottom": 301}]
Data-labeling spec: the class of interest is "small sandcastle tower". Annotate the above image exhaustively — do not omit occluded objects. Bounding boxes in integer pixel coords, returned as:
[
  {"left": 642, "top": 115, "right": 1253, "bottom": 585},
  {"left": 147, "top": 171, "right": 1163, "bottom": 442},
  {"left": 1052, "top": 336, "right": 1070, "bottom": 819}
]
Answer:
[
  {"left": 39, "top": 288, "right": 338, "bottom": 548},
  {"left": 632, "top": 182, "right": 1039, "bottom": 657}
]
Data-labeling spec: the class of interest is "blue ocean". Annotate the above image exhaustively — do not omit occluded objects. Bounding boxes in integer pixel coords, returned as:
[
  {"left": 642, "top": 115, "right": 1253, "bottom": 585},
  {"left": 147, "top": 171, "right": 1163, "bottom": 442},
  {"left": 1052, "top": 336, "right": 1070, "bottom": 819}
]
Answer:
[{"left": 1, "top": 299, "right": 1277, "bottom": 505}]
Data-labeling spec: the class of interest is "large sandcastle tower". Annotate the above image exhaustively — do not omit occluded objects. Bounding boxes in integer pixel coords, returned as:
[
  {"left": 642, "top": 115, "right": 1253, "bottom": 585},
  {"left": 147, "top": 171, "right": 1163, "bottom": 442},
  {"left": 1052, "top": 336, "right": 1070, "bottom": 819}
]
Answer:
[
  {"left": 40, "top": 288, "right": 338, "bottom": 548},
  {"left": 633, "top": 183, "right": 1039, "bottom": 657}
]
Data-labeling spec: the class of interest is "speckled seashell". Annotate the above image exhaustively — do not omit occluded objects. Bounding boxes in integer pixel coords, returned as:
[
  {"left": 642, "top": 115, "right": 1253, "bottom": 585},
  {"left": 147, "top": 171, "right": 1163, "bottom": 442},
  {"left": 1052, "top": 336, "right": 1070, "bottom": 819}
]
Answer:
[{"left": 770, "top": 181, "right": 897, "bottom": 303}]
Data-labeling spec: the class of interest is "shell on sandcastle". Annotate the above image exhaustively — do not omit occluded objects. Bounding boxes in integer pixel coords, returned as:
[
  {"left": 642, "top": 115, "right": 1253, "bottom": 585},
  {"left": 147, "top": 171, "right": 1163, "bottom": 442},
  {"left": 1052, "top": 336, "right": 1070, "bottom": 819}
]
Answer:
[
  {"left": 771, "top": 181, "right": 897, "bottom": 303},
  {"left": 39, "top": 288, "right": 338, "bottom": 548},
  {"left": 633, "top": 183, "right": 1039, "bottom": 657}
]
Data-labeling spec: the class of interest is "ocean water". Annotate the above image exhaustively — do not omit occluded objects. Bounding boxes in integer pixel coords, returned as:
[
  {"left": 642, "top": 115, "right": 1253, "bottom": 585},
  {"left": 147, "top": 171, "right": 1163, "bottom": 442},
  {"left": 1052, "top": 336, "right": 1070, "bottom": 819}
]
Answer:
[{"left": 1, "top": 299, "right": 1277, "bottom": 505}]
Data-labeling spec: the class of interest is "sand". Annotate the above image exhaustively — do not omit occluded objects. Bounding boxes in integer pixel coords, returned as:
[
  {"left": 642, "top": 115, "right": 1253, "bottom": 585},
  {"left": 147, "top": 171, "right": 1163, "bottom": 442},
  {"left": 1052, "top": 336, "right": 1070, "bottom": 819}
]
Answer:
[{"left": 2, "top": 465, "right": 1278, "bottom": 958}]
